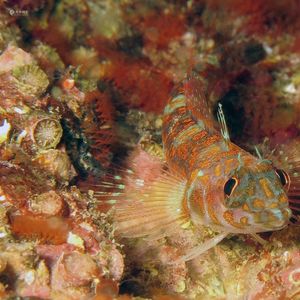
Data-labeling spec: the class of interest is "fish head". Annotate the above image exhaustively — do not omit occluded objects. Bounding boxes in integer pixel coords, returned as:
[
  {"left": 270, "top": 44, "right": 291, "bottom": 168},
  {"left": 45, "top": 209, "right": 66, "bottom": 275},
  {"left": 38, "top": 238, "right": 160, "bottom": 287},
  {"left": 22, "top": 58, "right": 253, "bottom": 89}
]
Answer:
[{"left": 221, "top": 159, "right": 291, "bottom": 233}]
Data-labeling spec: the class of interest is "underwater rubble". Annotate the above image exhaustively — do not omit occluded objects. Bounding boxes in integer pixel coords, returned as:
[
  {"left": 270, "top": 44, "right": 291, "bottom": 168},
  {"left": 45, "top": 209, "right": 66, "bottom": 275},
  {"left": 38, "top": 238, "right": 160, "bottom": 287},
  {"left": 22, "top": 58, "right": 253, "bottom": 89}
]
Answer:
[{"left": 0, "top": 1, "right": 299, "bottom": 299}]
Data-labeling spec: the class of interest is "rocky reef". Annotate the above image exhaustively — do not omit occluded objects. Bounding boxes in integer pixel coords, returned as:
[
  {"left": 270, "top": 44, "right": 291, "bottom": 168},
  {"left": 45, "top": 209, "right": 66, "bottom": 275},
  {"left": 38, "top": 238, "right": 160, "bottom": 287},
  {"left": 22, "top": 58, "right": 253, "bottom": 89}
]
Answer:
[{"left": 0, "top": 1, "right": 299, "bottom": 299}]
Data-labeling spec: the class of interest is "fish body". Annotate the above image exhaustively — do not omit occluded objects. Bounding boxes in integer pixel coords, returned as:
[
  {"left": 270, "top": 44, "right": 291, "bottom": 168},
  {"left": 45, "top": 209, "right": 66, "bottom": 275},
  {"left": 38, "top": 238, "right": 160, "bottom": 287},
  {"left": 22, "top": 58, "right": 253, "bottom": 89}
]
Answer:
[
  {"left": 93, "top": 75, "right": 292, "bottom": 260},
  {"left": 162, "top": 76, "right": 291, "bottom": 234}
]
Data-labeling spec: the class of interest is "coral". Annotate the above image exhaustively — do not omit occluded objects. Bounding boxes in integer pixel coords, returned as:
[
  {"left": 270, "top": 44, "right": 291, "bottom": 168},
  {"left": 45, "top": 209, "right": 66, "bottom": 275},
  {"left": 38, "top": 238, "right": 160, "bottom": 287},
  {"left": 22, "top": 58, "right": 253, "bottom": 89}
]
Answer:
[
  {"left": 88, "top": 37, "right": 173, "bottom": 113},
  {"left": 222, "top": 0, "right": 300, "bottom": 36},
  {"left": 30, "top": 18, "right": 74, "bottom": 65}
]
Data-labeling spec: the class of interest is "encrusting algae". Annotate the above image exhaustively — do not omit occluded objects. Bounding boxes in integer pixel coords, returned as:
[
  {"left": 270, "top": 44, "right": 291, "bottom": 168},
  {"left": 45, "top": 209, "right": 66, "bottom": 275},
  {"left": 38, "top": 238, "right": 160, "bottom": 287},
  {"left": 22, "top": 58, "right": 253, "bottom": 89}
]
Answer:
[{"left": 0, "top": 1, "right": 299, "bottom": 299}]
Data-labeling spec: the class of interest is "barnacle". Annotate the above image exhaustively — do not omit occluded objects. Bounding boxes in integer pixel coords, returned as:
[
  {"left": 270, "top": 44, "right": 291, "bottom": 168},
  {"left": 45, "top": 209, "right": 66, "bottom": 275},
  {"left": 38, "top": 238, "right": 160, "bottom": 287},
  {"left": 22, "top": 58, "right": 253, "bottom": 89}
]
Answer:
[
  {"left": 33, "top": 149, "right": 76, "bottom": 182},
  {"left": 11, "top": 64, "right": 49, "bottom": 98},
  {"left": 28, "top": 190, "right": 65, "bottom": 216},
  {"left": 59, "top": 252, "right": 100, "bottom": 285},
  {"left": 32, "top": 118, "right": 63, "bottom": 150},
  {"left": 0, "top": 45, "right": 35, "bottom": 75}
]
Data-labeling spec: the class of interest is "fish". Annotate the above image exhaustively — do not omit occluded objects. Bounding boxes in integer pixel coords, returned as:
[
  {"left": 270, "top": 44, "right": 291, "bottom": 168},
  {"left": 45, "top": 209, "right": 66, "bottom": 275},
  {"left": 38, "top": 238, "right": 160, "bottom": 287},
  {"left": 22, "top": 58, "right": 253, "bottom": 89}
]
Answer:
[{"left": 90, "top": 75, "right": 292, "bottom": 262}]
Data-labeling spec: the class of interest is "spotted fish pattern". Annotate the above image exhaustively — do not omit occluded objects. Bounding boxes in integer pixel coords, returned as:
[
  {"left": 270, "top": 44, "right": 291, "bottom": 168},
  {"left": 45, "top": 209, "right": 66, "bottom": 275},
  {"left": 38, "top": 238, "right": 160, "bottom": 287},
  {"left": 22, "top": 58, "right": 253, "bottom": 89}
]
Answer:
[{"left": 162, "top": 76, "right": 291, "bottom": 234}]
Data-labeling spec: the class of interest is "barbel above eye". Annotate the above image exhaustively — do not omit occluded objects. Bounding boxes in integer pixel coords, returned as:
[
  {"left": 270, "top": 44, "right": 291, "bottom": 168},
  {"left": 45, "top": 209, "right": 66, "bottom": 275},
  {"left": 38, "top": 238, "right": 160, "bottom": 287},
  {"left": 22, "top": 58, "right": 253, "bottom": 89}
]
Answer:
[
  {"left": 224, "top": 177, "right": 239, "bottom": 196},
  {"left": 275, "top": 169, "right": 290, "bottom": 189}
]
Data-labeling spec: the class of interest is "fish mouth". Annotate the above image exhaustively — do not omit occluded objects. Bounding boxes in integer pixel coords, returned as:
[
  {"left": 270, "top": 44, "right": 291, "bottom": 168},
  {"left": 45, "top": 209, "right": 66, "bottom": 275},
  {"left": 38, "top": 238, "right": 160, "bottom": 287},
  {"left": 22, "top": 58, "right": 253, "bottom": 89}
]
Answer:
[
  {"left": 255, "top": 208, "right": 291, "bottom": 230},
  {"left": 244, "top": 221, "right": 287, "bottom": 233},
  {"left": 255, "top": 208, "right": 292, "bottom": 231},
  {"left": 264, "top": 220, "right": 287, "bottom": 230}
]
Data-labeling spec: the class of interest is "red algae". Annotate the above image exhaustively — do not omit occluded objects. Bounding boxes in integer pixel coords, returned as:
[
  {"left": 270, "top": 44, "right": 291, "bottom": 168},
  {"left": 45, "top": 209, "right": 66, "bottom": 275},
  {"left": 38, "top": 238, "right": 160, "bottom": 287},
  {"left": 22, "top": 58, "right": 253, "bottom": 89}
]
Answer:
[
  {"left": 83, "top": 90, "right": 115, "bottom": 167},
  {"left": 89, "top": 38, "right": 173, "bottom": 113},
  {"left": 31, "top": 20, "right": 73, "bottom": 65},
  {"left": 106, "top": 57, "right": 173, "bottom": 112},
  {"left": 207, "top": 0, "right": 300, "bottom": 36},
  {"left": 135, "top": 12, "right": 186, "bottom": 49},
  {"left": 95, "top": 278, "right": 119, "bottom": 298},
  {"left": 10, "top": 215, "right": 70, "bottom": 245}
]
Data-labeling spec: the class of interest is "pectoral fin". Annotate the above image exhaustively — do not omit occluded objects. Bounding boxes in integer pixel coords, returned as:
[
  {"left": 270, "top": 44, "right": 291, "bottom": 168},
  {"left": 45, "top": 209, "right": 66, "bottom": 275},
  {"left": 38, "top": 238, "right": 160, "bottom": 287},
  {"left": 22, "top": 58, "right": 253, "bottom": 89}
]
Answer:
[
  {"left": 83, "top": 148, "right": 190, "bottom": 240},
  {"left": 114, "top": 170, "right": 189, "bottom": 240}
]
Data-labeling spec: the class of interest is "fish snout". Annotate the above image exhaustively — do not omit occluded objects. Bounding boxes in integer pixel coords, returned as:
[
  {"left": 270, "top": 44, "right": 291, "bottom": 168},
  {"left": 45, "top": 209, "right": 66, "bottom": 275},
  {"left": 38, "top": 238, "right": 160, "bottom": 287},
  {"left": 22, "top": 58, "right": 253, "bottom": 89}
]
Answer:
[{"left": 259, "top": 208, "right": 291, "bottom": 229}]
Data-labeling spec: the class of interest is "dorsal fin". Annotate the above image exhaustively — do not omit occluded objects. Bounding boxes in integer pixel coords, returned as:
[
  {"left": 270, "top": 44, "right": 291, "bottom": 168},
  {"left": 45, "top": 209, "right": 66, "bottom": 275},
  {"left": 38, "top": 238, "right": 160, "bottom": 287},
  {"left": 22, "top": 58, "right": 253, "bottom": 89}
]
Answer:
[
  {"left": 113, "top": 168, "right": 188, "bottom": 240},
  {"left": 217, "top": 103, "right": 230, "bottom": 150}
]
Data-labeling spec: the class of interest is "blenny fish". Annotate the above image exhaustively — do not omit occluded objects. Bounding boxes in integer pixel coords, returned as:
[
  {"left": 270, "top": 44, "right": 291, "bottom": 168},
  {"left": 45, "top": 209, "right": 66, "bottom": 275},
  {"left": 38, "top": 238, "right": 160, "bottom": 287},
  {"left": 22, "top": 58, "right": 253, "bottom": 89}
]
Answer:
[{"left": 92, "top": 75, "right": 292, "bottom": 262}]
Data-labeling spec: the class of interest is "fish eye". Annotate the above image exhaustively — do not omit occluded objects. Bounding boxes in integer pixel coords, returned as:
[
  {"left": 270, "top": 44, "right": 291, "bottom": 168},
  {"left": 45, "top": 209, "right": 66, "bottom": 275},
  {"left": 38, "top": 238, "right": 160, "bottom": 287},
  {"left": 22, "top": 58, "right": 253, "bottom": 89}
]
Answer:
[
  {"left": 275, "top": 169, "right": 290, "bottom": 188},
  {"left": 224, "top": 177, "right": 239, "bottom": 196}
]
